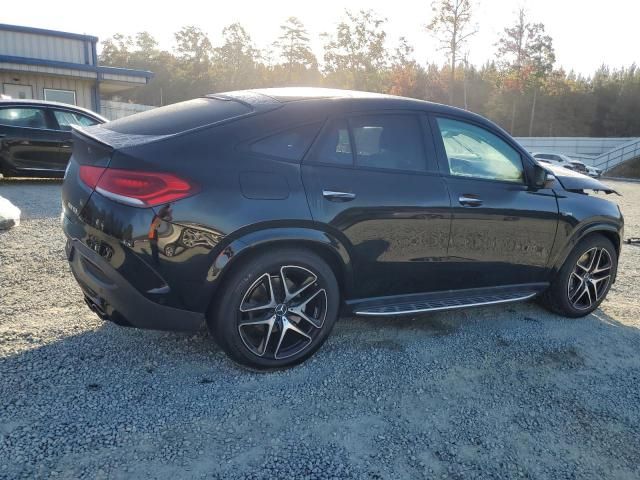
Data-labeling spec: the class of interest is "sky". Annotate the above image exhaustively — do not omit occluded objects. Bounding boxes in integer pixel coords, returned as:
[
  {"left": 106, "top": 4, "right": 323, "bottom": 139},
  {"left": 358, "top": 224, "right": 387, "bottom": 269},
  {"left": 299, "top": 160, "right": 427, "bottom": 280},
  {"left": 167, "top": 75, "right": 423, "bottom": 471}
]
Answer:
[{"left": 2, "top": 0, "right": 639, "bottom": 75}]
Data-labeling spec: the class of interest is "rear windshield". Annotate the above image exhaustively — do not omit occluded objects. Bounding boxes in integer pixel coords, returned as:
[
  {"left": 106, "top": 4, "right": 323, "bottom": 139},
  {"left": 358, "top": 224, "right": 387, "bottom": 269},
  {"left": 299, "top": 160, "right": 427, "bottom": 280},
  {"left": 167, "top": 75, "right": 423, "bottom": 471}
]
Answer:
[{"left": 103, "top": 98, "right": 252, "bottom": 135}]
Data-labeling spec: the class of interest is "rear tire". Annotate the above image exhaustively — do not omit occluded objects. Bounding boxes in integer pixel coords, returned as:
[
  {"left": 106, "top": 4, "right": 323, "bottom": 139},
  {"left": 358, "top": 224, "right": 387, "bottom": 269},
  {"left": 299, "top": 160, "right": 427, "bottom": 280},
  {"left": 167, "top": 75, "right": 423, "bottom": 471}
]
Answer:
[
  {"left": 209, "top": 247, "right": 340, "bottom": 370},
  {"left": 540, "top": 234, "right": 617, "bottom": 317}
]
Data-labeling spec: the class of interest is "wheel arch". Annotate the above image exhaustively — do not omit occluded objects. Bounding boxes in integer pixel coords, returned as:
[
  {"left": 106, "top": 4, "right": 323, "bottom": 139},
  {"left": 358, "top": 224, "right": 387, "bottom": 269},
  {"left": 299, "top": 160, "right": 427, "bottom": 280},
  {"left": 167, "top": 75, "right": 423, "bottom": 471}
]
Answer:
[
  {"left": 551, "top": 222, "right": 621, "bottom": 278},
  {"left": 204, "top": 225, "right": 355, "bottom": 315}
]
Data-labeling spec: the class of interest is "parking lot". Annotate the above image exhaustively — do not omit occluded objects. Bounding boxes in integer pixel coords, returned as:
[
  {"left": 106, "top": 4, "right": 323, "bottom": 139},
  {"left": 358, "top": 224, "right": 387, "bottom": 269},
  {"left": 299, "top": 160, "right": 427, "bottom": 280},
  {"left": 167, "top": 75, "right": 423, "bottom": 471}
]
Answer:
[{"left": 1, "top": 179, "right": 639, "bottom": 479}]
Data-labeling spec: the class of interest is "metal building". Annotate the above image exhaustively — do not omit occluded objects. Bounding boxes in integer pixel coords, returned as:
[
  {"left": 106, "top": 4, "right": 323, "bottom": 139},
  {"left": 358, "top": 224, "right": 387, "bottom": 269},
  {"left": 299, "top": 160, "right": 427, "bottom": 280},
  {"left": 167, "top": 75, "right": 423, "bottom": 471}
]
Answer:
[{"left": 0, "top": 24, "right": 153, "bottom": 114}]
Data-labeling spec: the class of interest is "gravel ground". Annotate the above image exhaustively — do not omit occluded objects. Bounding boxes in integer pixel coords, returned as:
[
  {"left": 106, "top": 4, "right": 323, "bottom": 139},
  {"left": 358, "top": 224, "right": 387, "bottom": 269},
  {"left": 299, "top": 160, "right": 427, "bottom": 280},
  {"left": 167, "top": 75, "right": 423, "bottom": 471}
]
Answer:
[{"left": 1, "top": 178, "right": 639, "bottom": 479}]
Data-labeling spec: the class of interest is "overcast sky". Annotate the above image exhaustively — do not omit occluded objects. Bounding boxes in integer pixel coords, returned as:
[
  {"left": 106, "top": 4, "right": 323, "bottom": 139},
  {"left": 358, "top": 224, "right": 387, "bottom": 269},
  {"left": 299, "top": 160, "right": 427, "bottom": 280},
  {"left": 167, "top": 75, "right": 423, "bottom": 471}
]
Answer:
[{"left": 3, "top": 0, "right": 638, "bottom": 75}]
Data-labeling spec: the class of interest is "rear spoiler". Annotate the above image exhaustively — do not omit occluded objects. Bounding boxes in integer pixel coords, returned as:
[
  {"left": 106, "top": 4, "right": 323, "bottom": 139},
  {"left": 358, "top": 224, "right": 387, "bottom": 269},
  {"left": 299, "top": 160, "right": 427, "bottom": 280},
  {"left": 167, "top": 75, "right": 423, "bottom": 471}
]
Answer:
[{"left": 71, "top": 124, "right": 169, "bottom": 150}]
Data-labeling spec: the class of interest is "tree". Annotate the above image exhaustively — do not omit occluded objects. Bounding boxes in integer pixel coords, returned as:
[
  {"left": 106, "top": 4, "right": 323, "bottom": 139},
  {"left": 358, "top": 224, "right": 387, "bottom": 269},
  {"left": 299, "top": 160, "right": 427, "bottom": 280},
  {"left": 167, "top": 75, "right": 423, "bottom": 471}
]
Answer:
[
  {"left": 322, "top": 9, "right": 389, "bottom": 91},
  {"left": 524, "top": 23, "right": 555, "bottom": 135},
  {"left": 427, "top": 0, "right": 476, "bottom": 105},
  {"left": 173, "top": 26, "right": 214, "bottom": 96},
  {"left": 273, "top": 17, "right": 317, "bottom": 83},
  {"left": 496, "top": 8, "right": 526, "bottom": 132},
  {"left": 99, "top": 32, "right": 181, "bottom": 105},
  {"left": 496, "top": 9, "right": 555, "bottom": 134},
  {"left": 213, "top": 23, "right": 260, "bottom": 91},
  {"left": 388, "top": 37, "right": 426, "bottom": 98},
  {"left": 96, "top": 19, "right": 640, "bottom": 139}
]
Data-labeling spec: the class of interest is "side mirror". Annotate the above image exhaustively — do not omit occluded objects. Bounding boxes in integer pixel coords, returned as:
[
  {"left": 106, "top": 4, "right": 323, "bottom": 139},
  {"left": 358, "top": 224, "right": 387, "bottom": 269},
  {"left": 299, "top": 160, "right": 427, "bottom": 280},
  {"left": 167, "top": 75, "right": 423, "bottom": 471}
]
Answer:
[{"left": 532, "top": 164, "right": 555, "bottom": 189}]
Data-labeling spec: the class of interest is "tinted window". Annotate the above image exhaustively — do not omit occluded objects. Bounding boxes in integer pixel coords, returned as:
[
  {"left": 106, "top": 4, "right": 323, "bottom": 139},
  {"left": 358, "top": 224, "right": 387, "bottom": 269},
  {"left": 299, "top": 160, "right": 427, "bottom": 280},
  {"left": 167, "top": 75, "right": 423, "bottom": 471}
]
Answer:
[
  {"left": 0, "top": 107, "right": 47, "bottom": 129},
  {"left": 350, "top": 115, "right": 426, "bottom": 172},
  {"left": 313, "top": 119, "right": 353, "bottom": 166},
  {"left": 250, "top": 123, "right": 320, "bottom": 161},
  {"left": 53, "top": 110, "right": 99, "bottom": 130},
  {"left": 436, "top": 117, "right": 524, "bottom": 183},
  {"left": 535, "top": 154, "right": 552, "bottom": 160},
  {"left": 104, "top": 98, "right": 252, "bottom": 135}
]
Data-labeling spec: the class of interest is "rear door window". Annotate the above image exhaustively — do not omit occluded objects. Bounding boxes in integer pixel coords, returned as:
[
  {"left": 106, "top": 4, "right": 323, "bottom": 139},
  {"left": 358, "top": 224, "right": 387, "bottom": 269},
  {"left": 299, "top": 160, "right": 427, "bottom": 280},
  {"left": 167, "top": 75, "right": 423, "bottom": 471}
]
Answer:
[
  {"left": 350, "top": 115, "right": 427, "bottom": 172},
  {"left": 103, "top": 98, "right": 252, "bottom": 135},
  {"left": 249, "top": 123, "right": 321, "bottom": 161},
  {"left": 310, "top": 119, "right": 353, "bottom": 166},
  {"left": 0, "top": 107, "right": 48, "bottom": 129},
  {"left": 52, "top": 110, "right": 99, "bottom": 130}
]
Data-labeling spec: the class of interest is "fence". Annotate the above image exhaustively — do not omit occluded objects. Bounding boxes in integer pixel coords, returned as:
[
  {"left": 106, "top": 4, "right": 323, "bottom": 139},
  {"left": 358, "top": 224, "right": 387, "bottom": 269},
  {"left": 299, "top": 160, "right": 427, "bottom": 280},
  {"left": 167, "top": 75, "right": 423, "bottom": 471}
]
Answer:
[
  {"left": 99, "top": 100, "right": 156, "bottom": 121},
  {"left": 591, "top": 137, "right": 640, "bottom": 171},
  {"left": 514, "top": 137, "right": 639, "bottom": 168}
]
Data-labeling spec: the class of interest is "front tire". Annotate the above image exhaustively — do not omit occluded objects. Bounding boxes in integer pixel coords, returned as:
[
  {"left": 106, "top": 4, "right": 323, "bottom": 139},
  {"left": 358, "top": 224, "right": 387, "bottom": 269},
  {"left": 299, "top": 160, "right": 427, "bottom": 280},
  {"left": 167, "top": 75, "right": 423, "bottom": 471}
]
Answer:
[
  {"left": 540, "top": 234, "right": 617, "bottom": 317},
  {"left": 209, "top": 247, "right": 340, "bottom": 370}
]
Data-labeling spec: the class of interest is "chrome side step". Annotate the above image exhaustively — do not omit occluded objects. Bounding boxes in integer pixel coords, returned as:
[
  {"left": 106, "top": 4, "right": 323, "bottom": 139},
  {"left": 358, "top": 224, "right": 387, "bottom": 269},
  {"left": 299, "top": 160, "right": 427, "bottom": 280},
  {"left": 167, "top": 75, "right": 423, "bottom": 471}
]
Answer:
[{"left": 350, "top": 284, "right": 546, "bottom": 317}]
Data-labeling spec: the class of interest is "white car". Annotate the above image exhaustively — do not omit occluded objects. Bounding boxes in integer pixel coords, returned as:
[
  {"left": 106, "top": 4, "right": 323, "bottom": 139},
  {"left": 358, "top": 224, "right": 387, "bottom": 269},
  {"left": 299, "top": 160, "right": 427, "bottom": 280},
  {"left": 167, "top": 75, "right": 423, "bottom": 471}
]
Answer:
[
  {"left": 586, "top": 165, "right": 603, "bottom": 178},
  {"left": 531, "top": 152, "right": 575, "bottom": 169},
  {"left": 532, "top": 152, "right": 603, "bottom": 178}
]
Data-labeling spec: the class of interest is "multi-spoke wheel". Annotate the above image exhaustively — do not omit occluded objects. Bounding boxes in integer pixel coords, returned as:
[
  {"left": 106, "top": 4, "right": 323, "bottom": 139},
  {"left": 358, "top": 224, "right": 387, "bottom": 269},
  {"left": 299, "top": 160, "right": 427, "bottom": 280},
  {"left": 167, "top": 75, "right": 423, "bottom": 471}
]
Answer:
[
  {"left": 239, "top": 266, "right": 328, "bottom": 360},
  {"left": 567, "top": 247, "right": 612, "bottom": 310},
  {"left": 540, "top": 234, "right": 617, "bottom": 317},
  {"left": 209, "top": 248, "right": 339, "bottom": 369}
]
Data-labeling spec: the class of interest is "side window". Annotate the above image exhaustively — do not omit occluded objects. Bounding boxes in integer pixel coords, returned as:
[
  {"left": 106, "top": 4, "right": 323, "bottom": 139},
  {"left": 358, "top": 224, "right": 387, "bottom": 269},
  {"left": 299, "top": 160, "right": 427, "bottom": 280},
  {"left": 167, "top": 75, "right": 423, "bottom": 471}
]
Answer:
[
  {"left": 249, "top": 123, "right": 320, "bottom": 161},
  {"left": 350, "top": 115, "right": 426, "bottom": 172},
  {"left": 0, "top": 107, "right": 48, "bottom": 129},
  {"left": 311, "top": 119, "right": 353, "bottom": 166},
  {"left": 53, "top": 110, "right": 99, "bottom": 130},
  {"left": 435, "top": 117, "right": 524, "bottom": 183}
]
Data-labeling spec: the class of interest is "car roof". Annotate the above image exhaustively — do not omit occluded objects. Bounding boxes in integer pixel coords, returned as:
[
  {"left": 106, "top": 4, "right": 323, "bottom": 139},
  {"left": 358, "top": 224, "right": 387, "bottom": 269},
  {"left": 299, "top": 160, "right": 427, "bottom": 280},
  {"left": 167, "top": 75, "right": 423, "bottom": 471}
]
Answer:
[
  {"left": 0, "top": 99, "right": 107, "bottom": 122},
  {"left": 531, "top": 152, "right": 568, "bottom": 158},
  {"left": 209, "top": 87, "right": 502, "bottom": 134}
]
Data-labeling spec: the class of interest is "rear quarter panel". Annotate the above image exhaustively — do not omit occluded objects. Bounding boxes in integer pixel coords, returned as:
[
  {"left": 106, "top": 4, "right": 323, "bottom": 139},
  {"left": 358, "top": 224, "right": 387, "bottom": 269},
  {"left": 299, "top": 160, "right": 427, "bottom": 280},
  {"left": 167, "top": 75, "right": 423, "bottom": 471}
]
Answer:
[{"left": 102, "top": 104, "right": 338, "bottom": 311}]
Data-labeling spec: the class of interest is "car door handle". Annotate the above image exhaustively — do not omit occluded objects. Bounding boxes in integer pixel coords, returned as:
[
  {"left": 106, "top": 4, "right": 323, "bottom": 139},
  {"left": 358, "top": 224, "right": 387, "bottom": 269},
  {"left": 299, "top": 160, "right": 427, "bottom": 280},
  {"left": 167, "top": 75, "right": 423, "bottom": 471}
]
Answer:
[
  {"left": 458, "top": 195, "right": 483, "bottom": 207},
  {"left": 322, "top": 190, "right": 356, "bottom": 202}
]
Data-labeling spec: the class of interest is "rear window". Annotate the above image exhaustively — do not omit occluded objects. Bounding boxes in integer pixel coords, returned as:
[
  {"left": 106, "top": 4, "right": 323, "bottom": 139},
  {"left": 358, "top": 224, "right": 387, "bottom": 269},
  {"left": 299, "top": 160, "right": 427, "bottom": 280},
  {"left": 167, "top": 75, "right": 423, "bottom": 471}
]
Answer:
[
  {"left": 104, "top": 98, "right": 252, "bottom": 135},
  {"left": 249, "top": 123, "right": 321, "bottom": 161}
]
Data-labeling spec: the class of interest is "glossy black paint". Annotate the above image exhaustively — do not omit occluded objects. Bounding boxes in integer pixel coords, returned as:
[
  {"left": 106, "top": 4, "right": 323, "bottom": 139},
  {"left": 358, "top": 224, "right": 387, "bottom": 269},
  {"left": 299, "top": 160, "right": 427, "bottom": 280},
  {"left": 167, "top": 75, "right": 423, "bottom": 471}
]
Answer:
[
  {"left": 61, "top": 89, "right": 623, "bottom": 331},
  {"left": 0, "top": 100, "right": 105, "bottom": 177}
]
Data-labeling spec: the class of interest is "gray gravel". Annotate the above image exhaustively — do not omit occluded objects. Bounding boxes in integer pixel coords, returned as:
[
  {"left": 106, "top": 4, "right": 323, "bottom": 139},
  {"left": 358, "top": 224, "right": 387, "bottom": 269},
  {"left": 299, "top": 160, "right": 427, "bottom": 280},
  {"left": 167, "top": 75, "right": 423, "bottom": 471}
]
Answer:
[{"left": 1, "top": 177, "right": 639, "bottom": 479}]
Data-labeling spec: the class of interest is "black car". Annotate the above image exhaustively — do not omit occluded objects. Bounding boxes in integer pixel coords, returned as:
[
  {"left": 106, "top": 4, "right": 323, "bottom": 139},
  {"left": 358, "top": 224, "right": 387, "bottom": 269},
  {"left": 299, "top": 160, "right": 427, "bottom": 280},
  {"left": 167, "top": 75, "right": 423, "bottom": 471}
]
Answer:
[
  {"left": 61, "top": 88, "right": 623, "bottom": 369},
  {"left": 0, "top": 99, "right": 106, "bottom": 178}
]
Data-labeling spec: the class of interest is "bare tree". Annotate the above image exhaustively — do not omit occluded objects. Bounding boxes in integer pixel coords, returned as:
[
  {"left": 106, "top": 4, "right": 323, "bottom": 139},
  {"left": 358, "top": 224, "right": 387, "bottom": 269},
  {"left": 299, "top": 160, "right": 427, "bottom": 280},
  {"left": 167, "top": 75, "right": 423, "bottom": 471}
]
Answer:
[
  {"left": 427, "top": 0, "right": 477, "bottom": 105},
  {"left": 497, "top": 8, "right": 527, "bottom": 132}
]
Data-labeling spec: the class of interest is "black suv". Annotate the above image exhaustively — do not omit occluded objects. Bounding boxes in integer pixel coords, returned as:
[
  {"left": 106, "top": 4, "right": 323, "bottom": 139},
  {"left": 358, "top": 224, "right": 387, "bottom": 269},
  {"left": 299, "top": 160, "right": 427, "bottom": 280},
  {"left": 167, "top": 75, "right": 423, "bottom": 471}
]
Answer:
[
  {"left": 62, "top": 88, "right": 623, "bottom": 369},
  {"left": 0, "top": 100, "right": 105, "bottom": 178}
]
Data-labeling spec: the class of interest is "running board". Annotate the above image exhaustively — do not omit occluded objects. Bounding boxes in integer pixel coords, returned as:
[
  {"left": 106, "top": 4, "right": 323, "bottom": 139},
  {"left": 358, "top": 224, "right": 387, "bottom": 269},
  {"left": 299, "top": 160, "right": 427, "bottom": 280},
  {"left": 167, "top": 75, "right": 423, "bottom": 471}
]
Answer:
[{"left": 350, "top": 283, "right": 547, "bottom": 317}]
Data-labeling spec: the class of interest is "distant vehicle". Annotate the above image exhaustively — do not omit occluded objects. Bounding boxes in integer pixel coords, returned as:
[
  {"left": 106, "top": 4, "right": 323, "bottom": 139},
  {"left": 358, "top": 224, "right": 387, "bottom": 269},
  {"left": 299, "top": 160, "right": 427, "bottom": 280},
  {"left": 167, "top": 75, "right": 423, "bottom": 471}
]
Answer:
[
  {"left": 62, "top": 88, "right": 623, "bottom": 369},
  {"left": 568, "top": 160, "right": 589, "bottom": 174},
  {"left": 586, "top": 165, "right": 603, "bottom": 178},
  {"left": 0, "top": 99, "right": 106, "bottom": 178},
  {"left": 568, "top": 160, "right": 603, "bottom": 178},
  {"left": 531, "top": 152, "right": 575, "bottom": 169}
]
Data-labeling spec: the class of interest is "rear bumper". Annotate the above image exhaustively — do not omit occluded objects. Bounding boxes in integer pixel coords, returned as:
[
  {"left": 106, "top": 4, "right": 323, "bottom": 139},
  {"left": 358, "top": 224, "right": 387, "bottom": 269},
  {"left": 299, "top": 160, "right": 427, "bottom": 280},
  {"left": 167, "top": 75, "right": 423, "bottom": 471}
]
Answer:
[{"left": 66, "top": 237, "right": 205, "bottom": 331}]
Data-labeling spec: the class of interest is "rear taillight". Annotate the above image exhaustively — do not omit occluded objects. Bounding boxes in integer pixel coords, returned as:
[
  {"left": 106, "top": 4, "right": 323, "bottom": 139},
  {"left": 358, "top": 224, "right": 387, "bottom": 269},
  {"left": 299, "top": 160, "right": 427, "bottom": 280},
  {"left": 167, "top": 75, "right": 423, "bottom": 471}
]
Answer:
[{"left": 79, "top": 166, "right": 196, "bottom": 207}]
